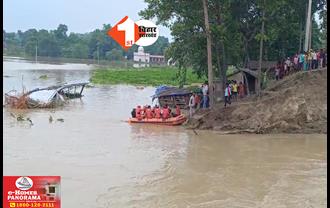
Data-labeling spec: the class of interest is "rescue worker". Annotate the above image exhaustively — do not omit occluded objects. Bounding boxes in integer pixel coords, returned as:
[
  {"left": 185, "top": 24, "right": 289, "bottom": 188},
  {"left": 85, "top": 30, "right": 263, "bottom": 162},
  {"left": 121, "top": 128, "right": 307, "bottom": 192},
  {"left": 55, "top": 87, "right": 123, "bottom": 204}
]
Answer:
[
  {"left": 131, "top": 108, "right": 136, "bottom": 118},
  {"left": 154, "top": 105, "right": 161, "bottom": 119},
  {"left": 141, "top": 105, "right": 147, "bottom": 119},
  {"left": 146, "top": 106, "right": 153, "bottom": 119},
  {"left": 172, "top": 104, "right": 181, "bottom": 117},
  {"left": 162, "top": 105, "right": 170, "bottom": 119},
  {"left": 136, "top": 105, "right": 142, "bottom": 120}
]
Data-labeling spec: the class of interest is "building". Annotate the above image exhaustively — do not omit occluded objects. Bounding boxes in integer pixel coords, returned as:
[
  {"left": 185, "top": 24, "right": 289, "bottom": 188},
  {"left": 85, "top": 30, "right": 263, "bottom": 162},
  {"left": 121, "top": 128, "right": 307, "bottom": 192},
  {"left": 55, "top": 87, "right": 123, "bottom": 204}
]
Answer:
[
  {"left": 226, "top": 61, "right": 277, "bottom": 95},
  {"left": 133, "top": 46, "right": 150, "bottom": 63},
  {"left": 133, "top": 46, "right": 165, "bottom": 64}
]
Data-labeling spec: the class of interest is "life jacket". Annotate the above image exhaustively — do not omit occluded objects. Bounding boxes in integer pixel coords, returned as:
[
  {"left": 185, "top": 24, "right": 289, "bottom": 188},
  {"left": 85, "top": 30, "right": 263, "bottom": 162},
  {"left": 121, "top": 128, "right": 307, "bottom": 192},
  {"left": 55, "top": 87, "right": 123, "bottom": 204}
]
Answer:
[
  {"left": 162, "top": 108, "right": 169, "bottom": 119},
  {"left": 141, "top": 107, "right": 147, "bottom": 118},
  {"left": 146, "top": 108, "right": 153, "bottom": 119},
  {"left": 176, "top": 107, "right": 181, "bottom": 116},
  {"left": 154, "top": 108, "right": 161, "bottom": 119},
  {"left": 136, "top": 107, "right": 142, "bottom": 120}
]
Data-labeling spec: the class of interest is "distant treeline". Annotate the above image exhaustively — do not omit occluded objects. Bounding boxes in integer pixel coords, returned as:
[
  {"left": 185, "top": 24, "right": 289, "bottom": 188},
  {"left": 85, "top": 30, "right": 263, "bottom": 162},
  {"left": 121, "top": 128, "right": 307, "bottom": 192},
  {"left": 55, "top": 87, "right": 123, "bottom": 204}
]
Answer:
[{"left": 3, "top": 24, "right": 170, "bottom": 61}]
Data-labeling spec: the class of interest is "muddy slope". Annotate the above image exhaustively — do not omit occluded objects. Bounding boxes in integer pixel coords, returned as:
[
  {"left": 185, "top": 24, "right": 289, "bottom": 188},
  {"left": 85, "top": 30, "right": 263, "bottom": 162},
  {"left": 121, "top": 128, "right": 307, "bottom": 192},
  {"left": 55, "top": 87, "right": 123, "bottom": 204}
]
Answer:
[{"left": 186, "top": 68, "right": 327, "bottom": 134}]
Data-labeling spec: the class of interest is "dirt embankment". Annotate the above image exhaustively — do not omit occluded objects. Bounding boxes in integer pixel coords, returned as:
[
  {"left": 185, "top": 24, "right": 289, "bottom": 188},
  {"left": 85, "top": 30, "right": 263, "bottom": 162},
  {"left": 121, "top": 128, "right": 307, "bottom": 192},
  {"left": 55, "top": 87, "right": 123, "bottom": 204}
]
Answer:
[{"left": 186, "top": 68, "right": 327, "bottom": 134}]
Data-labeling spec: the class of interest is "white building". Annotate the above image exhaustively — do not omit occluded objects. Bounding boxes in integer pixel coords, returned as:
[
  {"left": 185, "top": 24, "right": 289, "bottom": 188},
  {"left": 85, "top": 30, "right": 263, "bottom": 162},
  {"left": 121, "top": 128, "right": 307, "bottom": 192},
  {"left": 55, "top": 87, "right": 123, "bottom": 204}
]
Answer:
[
  {"left": 133, "top": 46, "right": 165, "bottom": 64},
  {"left": 133, "top": 46, "right": 150, "bottom": 63}
]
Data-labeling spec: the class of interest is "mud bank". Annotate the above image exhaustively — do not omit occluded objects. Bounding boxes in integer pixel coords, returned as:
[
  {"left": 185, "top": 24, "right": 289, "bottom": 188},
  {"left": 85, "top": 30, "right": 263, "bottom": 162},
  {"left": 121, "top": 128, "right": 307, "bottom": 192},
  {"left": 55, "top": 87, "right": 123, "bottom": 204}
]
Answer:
[{"left": 186, "top": 68, "right": 327, "bottom": 134}]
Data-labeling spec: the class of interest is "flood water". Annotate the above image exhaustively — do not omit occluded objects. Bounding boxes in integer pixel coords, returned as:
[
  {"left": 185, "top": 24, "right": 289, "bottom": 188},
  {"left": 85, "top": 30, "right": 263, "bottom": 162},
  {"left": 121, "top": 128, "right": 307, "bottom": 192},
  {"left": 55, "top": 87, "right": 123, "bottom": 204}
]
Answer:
[{"left": 3, "top": 57, "right": 327, "bottom": 208}]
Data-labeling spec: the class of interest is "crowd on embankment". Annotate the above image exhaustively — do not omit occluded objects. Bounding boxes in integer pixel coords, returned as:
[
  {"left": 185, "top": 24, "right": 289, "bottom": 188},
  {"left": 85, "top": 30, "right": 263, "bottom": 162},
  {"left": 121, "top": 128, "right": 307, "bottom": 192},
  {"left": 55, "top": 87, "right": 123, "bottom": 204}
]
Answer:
[{"left": 274, "top": 48, "right": 327, "bottom": 80}]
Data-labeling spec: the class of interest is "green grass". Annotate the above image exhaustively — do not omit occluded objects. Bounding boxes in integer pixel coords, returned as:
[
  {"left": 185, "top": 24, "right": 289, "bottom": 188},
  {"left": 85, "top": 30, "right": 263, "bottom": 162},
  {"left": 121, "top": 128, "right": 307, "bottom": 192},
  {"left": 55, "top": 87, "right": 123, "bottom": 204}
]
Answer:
[{"left": 90, "top": 67, "right": 206, "bottom": 86}]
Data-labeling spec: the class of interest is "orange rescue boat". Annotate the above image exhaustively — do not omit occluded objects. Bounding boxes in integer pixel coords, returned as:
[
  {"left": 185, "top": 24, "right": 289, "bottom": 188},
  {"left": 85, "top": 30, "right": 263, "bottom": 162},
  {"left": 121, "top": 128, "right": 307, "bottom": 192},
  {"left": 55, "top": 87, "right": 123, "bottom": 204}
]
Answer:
[{"left": 127, "top": 114, "right": 187, "bottom": 126}]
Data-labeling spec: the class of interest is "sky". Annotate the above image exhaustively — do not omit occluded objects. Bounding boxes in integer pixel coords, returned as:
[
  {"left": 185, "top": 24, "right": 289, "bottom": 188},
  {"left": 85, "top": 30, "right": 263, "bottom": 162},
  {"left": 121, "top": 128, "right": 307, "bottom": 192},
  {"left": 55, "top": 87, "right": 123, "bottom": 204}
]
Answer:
[{"left": 3, "top": 0, "right": 172, "bottom": 39}]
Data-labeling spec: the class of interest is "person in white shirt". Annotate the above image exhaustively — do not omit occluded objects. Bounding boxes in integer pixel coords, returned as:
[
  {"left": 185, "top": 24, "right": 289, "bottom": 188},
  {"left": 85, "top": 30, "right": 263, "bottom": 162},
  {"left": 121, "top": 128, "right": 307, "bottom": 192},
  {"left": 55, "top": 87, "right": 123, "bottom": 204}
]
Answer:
[
  {"left": 312, "top": 50, "right": 318, "bottom": 69},
  {"left": 284, "top": 57, "right": 291, "bottom": 75},
  {"left": 202, "top": 82, "right": 209, "bottom": 108},
  {"left": 189, "top": 92, "right": 196, "bottom": 117},
  {"left": 224, "top": 83, "right": 231, "bottom": 107}
]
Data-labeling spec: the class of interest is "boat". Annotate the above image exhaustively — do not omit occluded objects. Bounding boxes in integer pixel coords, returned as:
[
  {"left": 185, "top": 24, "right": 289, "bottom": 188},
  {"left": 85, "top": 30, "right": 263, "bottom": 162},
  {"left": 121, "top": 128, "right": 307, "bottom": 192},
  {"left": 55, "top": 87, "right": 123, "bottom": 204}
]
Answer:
[
  {"left": 4, "top": 81, "right": 89, "bottom": 109},
  {"left": 127, "top": 114, "right": 187, "bottom": 126},
  {"left": 151, "top": 85, "right": 192, "bottom": 109}
]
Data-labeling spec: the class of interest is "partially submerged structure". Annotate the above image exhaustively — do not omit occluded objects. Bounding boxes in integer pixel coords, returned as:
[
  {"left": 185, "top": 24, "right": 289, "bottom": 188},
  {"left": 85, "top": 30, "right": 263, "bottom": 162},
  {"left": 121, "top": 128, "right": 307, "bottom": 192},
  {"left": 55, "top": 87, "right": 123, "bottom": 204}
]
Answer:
[
  {"left": 5, "top": 81, "right": 89, "bottom": 109},
  {"left": 152, "top": 86, "right": 192, "bottom": 108}
]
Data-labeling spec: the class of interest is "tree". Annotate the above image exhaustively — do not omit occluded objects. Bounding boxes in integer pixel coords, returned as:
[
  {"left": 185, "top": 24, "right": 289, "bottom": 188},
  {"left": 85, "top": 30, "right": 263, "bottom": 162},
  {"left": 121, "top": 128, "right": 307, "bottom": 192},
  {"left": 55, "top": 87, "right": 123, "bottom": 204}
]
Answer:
[
  {"left": 106, "top": 48, "right": 124, "bottom": 61},
  {"left": 257, "top": 0, "right": 265, "bottom": 95},
  {"left": 202, "top": 0, "right": 214, "bottom": 106},
  {"left": 144, "top": 36, "right": 170, "bottom": 55},
  {"left": 54, "top": 24, "right": 68, "bottom": 42}
]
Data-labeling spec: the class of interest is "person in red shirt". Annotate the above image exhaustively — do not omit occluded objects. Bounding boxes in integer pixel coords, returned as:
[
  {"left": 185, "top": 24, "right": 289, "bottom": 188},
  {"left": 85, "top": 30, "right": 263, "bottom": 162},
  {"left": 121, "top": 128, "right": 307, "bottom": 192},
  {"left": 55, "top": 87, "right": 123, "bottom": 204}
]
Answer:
[
  {"left": 154, "top": 105, "right": 161, "bottom": 119},
  {"left": 145, "top": 106, "right": 153, "bottom": 119},
  {"left": 162, "top": 105, "right": 170, "bottom": 119},
  {"left": 194, "top": 93, "right": 201, "bottom": 109}
]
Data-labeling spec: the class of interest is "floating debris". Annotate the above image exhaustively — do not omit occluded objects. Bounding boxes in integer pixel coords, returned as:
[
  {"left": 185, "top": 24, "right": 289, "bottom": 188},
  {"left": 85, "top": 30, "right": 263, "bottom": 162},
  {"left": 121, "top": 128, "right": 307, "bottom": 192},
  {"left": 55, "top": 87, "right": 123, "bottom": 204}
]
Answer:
[
  {"left": 85, "top": 84, "right": 95, "bottom": 88},
  {"left": 56, "top": 118, "right": 64, "bottom": 122},
  {"left": 39, "top": 75, "right": 48, "bottom": 79},
  {"left": 4, "top": 81, "right": 89, "bottom": 109},
  {"left": 16, "top": 115, "right": 25, "bottom": 121},
  {"left": 10, "top": 112, "right": 16, "bottom": 118}
]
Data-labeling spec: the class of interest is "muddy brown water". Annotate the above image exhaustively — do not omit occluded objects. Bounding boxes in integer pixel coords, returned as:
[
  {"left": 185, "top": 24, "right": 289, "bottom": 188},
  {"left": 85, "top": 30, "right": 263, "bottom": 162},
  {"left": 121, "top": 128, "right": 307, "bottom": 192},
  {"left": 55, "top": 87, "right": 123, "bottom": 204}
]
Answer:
[{"left": 3, "top": 58, "right": 327, "bottom": 208}]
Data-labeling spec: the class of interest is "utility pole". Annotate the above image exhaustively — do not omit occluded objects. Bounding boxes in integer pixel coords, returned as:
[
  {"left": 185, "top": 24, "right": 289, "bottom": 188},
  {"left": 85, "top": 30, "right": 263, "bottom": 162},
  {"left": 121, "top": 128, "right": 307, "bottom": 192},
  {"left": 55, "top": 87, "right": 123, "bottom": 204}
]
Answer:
[
  {"left": 257, "top": 1, "right": 265, "bottom": 96},
  {"left": 35, "top": 40, "right": 38, "bottom": 63},
  {"left": 309, "top": 14, "right": 312, "bottom": 49},
  {"left": 304, "top": 0, "right": 312, "bottom": 52},
  {"left": 97, "top": 45, "right": 100, "bottom": 65},
  {"left": 202, "top": 0, "right": 214, "bottom": 107}
]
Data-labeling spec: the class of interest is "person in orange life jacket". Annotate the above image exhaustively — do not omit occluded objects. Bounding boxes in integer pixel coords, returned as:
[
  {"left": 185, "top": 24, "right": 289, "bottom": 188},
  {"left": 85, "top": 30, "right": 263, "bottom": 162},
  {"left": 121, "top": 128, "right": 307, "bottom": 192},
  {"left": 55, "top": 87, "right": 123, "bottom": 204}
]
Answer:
[
  {"left": 154, "top": 105, "right": 161, "bottom": 119},
  {"left": 172, "top": 104, "right": 181, "bottom": 117},
  {"left": 146, "top": 106, "right": 154, "bottom": 119},
  {"left": 175, "top": 104, "right": 181, "bottom": 116},
  {"left": 136, "top": 105, "right": 142, "bottom": 120},
  {"left": 141, "top": 105, "right": 147, "bottom": 118},
  {"left": 162, "top": 105, "right": 170, "bottom": 119}
]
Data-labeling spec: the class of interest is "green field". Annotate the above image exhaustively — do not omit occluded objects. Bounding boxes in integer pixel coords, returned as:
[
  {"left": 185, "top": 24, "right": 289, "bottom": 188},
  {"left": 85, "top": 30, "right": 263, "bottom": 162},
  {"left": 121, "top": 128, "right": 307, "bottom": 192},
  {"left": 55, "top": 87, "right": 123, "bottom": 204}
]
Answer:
[{"left": 90, "top": 67, "right": 206, "bottom": 86}]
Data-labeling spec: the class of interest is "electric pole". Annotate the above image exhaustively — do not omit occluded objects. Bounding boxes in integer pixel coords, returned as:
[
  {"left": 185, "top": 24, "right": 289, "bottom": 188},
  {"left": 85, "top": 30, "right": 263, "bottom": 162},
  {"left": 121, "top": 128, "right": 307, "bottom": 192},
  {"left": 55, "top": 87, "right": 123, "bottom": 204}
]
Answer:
[
  {"left": 35, "top": 40, "right": 38, "bottom": 63},
  {"left": 304, "top": 0, "right": 312, "bottom": 52}
]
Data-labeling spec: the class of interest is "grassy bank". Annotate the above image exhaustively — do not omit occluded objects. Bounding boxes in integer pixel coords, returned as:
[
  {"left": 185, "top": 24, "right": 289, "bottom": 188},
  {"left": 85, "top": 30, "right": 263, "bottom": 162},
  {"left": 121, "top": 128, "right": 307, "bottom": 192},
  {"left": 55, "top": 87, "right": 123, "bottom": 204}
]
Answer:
[{"left": 90, "top": 67, "right": 206, "bottom": 86}]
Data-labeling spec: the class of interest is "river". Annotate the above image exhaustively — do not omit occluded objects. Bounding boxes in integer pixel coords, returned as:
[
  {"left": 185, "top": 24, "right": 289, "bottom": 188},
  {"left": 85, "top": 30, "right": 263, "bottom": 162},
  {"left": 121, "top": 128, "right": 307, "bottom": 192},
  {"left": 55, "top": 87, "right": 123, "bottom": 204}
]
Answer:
[{"left": 3, "top": 57, "right": 327, "bottom": 208}]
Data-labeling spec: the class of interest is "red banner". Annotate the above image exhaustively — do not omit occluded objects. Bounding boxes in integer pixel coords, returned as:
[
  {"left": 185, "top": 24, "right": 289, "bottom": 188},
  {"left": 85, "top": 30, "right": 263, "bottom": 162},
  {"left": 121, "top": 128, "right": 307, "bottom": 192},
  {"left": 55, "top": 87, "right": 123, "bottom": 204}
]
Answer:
[{"left": 3, "top": 176, "right": 60, "bottom": 208}]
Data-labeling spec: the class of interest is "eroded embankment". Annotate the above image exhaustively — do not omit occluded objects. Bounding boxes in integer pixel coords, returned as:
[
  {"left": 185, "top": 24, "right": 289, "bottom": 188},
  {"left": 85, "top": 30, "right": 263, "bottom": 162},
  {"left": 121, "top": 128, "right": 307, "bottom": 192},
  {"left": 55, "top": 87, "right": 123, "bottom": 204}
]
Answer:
[{"left": 186, "top": 68, "right": 327, "bottom": 134}]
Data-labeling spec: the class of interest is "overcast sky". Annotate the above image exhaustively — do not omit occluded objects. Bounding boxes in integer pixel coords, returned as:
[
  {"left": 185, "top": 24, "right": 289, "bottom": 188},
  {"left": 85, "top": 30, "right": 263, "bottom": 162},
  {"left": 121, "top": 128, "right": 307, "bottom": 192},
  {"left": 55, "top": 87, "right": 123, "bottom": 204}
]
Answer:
[{"left": 4, "top": 0, "right": 172, "bottom": 39}]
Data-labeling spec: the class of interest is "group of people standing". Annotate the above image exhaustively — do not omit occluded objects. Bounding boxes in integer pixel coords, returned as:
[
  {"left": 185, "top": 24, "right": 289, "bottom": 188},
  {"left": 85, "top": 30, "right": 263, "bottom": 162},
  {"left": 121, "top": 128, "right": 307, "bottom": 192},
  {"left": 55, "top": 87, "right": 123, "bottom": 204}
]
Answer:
[
  {"left": 188, "top": 81, "right": 210, "bottom": 117},
  {"left": 223, "top": 80, "right": 246, "bottom": 107},
  {"left": 188, "top": 80, "right": 246, "bottom": 117},
  {"left": 275, "top": 48, "right": 327, "bottom": 80}
]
